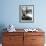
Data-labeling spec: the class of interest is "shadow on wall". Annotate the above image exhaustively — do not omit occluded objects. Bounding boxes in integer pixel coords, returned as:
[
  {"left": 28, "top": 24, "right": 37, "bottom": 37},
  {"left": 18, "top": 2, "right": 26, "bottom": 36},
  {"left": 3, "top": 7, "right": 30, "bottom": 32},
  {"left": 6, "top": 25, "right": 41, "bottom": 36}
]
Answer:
[{"left": 0, "top": 24, "right": 7, "bottom": 43}]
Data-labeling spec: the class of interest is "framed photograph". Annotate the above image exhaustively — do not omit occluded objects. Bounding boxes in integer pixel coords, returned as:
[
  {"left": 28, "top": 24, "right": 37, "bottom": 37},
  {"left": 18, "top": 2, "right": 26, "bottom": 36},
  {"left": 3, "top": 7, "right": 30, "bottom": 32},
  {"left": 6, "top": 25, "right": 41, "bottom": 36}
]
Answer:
[{"left": 19, "top": 5, "right": 34, "bottom": 23}]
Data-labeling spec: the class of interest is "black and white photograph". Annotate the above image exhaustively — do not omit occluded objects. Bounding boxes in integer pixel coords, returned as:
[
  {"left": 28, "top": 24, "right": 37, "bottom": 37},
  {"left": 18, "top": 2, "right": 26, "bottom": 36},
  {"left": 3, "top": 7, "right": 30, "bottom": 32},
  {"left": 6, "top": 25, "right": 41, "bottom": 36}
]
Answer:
[{"left": 19, "top": 5, "right": 34, "bottom": 23}]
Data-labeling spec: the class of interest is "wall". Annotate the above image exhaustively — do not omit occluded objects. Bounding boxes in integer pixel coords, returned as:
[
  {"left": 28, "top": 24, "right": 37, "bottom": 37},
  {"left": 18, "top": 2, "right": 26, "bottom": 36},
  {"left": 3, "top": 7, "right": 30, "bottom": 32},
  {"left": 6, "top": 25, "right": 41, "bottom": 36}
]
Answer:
[
  {"left": 0, "top": 0, "right": 46, "bottom": 29},
  {"left": 0, "top": 0, "right": 46, "bottom": 43}
]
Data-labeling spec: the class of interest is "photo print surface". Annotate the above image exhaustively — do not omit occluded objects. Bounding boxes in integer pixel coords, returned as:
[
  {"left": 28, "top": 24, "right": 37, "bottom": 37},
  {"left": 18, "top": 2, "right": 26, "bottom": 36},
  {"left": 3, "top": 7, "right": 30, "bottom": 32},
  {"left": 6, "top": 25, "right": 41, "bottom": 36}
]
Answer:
[{"left": 19, "top": 5, "right": 34, "bottom": 23}]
